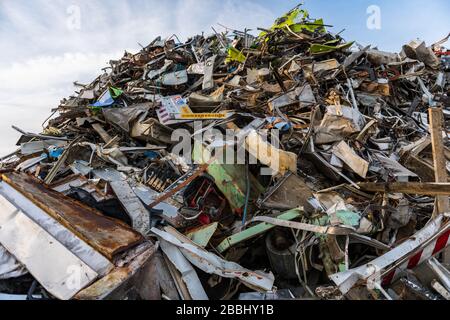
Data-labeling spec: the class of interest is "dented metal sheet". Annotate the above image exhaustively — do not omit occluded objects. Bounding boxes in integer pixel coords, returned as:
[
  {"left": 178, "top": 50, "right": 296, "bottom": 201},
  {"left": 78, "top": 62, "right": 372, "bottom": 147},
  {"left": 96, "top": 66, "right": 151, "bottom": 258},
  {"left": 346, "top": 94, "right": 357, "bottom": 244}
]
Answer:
[
  {"left": 245, "top": 129, "right": 297, "bottom": 175},
  {"left": 152, "top": 227, "right": 275, "bottom": 292},
  {"left": 103, "top": 104, "right": 150, "bottom": 132},
  {"left": 0, "top": 181, "right": 113, "bottom": 276},
  {"left": 202, "top": 55, "right": 217, "bottom": 91},
  {"left": 303, "top": 59, "right": 340, "bottom": 77},
  {"left": 268, "top": 84, "right": 316, "bottom": 111},
  {"left": 0, "top": 194, "right": 98, "bottom": 300},
  {"left": 133, "top": 184, "right": 181, "bottom": 219},
  {"left": 258, "top": 173, "right": 314, "bottom": 212},
  {"left": 75, "top": 244, "right": 157, "bottom": 300},
  {"left": 185, "top": 222, "right": 218, "bottom": 247},
  {"left": 20, "top": 140, "right": 67, "bottom": 156},
  {"left": 1, "top": 172, "right": 144, "bottom": 260},
  {"left": 15, "top": 154, "right": 47, "bottom": 172},
  {"left": 315, "top": 105, "right": 364, "bottom": 144},
  {"left": 330, "top": 215, "right": 447, "bottom": 294},
  {"left": 374, "top": 154, "right": 418, "bottom": 181},
  {"left": 159, "top": 239, "right": 208, "bottom": 300},
  {"left": 332, "top": 141, "right": 369, "bottom": 178},
  {"left": 159, "top": 70, "right": 188, "bottom": 86},
  {"left": 0, "top": 244, "right": 27, "bottom": 280},
  {"left": 110, "top": 180, "right": 151, "bottom": 235}
]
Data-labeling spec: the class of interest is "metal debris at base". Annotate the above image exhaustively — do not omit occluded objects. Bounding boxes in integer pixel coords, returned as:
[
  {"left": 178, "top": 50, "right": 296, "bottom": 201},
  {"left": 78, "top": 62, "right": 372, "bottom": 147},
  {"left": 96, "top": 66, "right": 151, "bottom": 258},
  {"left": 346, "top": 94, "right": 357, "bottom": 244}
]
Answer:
[{"left": 0, "top": 4, "right": 449, "bottom": 300}]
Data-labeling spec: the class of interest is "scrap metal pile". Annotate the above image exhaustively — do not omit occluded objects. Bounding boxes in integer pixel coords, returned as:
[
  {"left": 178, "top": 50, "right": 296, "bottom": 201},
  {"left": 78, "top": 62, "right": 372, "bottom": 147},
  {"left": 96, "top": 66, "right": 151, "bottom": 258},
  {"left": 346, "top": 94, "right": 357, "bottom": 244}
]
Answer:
[{"left": 1, "top": 6, "right": 450, "bottom": 300}]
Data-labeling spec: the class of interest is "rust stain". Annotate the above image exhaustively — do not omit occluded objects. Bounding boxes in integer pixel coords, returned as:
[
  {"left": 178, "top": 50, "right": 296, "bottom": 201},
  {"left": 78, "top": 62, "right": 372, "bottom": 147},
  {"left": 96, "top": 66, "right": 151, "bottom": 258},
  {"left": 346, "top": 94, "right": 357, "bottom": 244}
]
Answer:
[
  {"left": 74, "top": 245, "right": 156, "bottom": 300},
  {"left": 75, "top": 267, "right": 130, "bottom": 300},
  {"left": 2, "top": 172, "right": 144, "bottom": 260}
]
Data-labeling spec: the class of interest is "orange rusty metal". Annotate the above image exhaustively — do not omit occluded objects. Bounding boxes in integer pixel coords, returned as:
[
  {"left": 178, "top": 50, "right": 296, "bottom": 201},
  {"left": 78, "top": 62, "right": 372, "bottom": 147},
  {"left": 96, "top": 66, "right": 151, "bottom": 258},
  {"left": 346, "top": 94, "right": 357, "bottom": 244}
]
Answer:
[
  {"left": 74, "top": 244, "right": 157, "bottom": 300},
  {"left": 1, "top": 172, "right": 144, "bottom": 261}
]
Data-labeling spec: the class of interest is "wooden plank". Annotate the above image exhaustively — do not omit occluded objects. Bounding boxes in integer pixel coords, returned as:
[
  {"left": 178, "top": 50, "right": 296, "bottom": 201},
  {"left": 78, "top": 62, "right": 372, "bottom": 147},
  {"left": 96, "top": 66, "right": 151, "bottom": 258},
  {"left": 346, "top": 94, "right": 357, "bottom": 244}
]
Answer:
[
  {"left": 92, "top": 123, "right": 113, "bottom": 144},
  {"left": 429, "top": 108, "right": 449, "bottom": 215},
  {"left": 358, "top": 182, "right": 450, "bottom": 196}
]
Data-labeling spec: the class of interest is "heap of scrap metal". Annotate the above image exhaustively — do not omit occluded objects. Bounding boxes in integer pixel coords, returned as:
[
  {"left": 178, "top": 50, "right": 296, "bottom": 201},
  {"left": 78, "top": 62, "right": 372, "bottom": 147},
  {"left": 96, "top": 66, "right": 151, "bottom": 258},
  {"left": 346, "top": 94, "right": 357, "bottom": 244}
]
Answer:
[{"left": 1, "top": 5, "right": 449, "bottom": 300}]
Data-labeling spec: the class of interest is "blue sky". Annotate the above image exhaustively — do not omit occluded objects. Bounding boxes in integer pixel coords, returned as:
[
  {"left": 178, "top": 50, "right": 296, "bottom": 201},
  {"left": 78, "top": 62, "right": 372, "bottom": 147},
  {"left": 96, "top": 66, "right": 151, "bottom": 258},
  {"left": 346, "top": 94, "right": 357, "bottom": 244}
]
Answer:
[{"left": 0, "top": 0, "right": 449, "bottom": 155}]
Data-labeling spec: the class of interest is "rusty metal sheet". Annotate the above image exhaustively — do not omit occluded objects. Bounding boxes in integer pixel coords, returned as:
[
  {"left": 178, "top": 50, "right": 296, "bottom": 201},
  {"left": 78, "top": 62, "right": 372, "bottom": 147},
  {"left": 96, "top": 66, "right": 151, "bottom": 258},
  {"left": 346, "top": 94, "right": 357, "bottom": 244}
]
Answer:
[
  {"left": 258, "top": 173, "right": 314, "bottom": 211},
  {"left": 74, "top": 244, "right": 157, "bottom": 300},
  {"left": 0, "top": 194, "right": 98, "bottom": 300},
  {"left": 0, "top": 181, "right": 113, "bottom": 276},
  {"left": 1, "top": 172, "right": 143, "bottom": 260}
]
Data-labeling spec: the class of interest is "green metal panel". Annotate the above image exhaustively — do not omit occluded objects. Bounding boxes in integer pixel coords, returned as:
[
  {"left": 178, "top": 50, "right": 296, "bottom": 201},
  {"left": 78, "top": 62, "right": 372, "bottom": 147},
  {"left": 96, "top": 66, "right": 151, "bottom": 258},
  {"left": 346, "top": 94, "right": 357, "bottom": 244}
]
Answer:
[
  {"left": 186, "top": 222, "right": 218, "bottom": 247},
  {"left": 192, "top": 143, "right": 264, "bottom": 213}
]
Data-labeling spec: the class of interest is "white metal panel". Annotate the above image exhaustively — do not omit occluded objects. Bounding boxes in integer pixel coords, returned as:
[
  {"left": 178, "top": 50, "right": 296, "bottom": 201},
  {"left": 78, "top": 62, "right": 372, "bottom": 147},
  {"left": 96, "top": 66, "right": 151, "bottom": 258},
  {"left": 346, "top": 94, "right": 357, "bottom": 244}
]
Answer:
[
  {"left": 0, "top": 244, "right": 27, "bottom": 279},
  {"left": 0, "top": 195, "right": 98, "bottom": 300},
  {"left": 152, "top": 227, "right": 274, "bottom": 292},
  {"left": 159, "top": 239, "right": 208, "bottom": 300},
  {"left": 330, "top": 215, "right": 445, "bottom": 294},
  {"left": 0, "top": 182, "right": 113, "bottom": 276}
]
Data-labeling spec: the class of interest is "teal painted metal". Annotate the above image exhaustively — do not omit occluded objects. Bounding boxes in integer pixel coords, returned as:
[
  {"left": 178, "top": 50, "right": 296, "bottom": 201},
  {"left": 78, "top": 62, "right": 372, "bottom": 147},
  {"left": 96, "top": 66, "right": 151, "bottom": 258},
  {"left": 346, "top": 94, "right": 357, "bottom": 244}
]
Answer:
[{"left": 186, "top": 222, "right": 218, "bottom": 247}]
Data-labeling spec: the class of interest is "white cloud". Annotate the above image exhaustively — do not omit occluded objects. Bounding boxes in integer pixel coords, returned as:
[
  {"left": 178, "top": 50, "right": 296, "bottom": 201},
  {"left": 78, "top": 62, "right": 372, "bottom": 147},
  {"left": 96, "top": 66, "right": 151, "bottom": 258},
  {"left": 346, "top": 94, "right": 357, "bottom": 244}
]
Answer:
[
  {"left": 0, "top": 0, "right": 277, "bottom": 156},
  {"left": 1, "top": 0, "right": 449, "bottom": 155},
  {"left": 0, "top": 51, "right": 123, "bottom": 155}
]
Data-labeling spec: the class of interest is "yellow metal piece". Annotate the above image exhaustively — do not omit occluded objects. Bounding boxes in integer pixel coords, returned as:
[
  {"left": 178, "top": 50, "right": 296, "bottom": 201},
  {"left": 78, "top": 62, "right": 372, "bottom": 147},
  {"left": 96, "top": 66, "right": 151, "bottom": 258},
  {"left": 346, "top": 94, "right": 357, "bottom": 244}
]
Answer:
[
  {"left": 178, "top": 113, "right": 228, "bottom": 120},
  {"left": 226, "top": 47, "right": 246, "bottom": 64}
]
